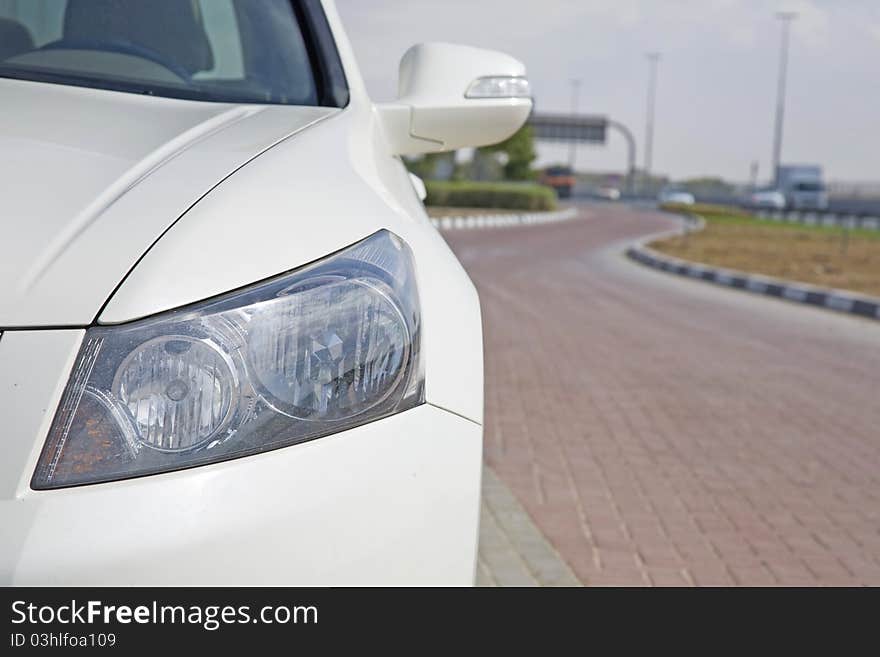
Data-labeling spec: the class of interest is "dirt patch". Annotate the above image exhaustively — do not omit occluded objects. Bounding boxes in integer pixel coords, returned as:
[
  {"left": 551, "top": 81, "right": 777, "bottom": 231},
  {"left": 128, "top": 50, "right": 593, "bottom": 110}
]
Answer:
[
  {"left": 652, "top": 218, "right": 880, "bottom": 298},
  {"left": 426, "top": 206, "right": 522, "bottom": 218}
]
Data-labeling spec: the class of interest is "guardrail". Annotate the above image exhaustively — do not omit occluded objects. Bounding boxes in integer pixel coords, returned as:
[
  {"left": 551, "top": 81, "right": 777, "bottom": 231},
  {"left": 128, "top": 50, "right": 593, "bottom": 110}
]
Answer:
[{"left": 750, "top": 208, "right": 880, "bottom": 231}]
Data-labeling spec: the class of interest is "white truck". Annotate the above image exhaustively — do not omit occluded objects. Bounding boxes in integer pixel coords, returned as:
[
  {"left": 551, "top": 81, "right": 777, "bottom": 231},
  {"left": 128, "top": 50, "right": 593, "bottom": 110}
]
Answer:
[{"left": 776, "top": 165, "right": 829, "bottom": 210}]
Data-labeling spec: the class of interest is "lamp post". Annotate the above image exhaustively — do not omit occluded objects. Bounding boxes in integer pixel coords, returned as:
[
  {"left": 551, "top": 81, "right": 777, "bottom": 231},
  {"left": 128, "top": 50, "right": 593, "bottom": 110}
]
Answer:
[
  {"left": 643, "top": 52, "right": 661, "bottom": 193},
  {"left": 568, "top": 78, "right": 581, "bottom": 171},
  {"left": 771, "top": 12, "right": 797, "bottom": 186}
]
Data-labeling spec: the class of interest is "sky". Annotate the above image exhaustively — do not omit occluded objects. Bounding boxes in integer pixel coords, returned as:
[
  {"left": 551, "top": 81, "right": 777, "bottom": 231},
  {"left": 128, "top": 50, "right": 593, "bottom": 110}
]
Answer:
[{"left": 334, "top": 0, "right": 879, "bottom": 184}]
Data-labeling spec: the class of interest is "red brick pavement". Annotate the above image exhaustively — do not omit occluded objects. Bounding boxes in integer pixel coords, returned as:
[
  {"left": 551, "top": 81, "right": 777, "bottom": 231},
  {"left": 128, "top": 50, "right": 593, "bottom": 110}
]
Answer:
[{"left": 444, "top": 204, "right": 880, "bottom": 586}]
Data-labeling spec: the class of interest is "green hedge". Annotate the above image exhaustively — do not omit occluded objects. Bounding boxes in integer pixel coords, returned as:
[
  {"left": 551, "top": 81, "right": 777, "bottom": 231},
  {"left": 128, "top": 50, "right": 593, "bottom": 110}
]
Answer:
[{"left": 425, "top": 181, "right": 557, "bottom": 211}]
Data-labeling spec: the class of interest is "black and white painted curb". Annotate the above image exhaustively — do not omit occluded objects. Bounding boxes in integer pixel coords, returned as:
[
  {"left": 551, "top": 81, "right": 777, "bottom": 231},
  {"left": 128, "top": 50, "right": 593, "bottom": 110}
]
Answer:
[
  {"left": 627, "top": 215, "right": 880, "bottom": 322},
  {"left": 754, "top": 208, "right": 880, "bottom": 231},
  {"left": 430, "top": 206, "right": 578, "bottom": 231}
]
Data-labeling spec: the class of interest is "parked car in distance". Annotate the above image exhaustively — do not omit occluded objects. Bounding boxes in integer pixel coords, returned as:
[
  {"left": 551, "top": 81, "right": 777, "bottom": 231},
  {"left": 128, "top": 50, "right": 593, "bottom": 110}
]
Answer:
[
  {"left": 749, "top": 188, "right": 787, "bottom": 210},
  {"left": 540, "top": 165, "right": 575, "bottom": 198},
  {"left": 595, "top": 186, "right": 621, "bottom": 201},
  {"left": 658, "top": 187, "right": 696, "bottom": 206},
  {"left": 0, "top": 0, "right": 532, "bottom": 586}
]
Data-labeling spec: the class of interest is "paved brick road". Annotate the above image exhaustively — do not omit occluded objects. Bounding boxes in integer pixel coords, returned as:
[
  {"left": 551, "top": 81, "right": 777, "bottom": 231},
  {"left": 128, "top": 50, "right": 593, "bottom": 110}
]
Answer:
[
  {"left": 478, "top": 466, "right": 580, "bottom": 586},
  {"left": 451, "top": 203, "right": 880, "bottom": 586}
]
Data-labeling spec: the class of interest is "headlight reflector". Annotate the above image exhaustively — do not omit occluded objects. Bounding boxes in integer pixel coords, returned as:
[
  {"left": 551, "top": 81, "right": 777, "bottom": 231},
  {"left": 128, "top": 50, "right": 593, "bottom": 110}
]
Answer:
[
  {"left": 113, "top": 335, "right": 238, "bottom": 452},
  {"left": 245, "top": 276, "right": 409, "bottom": 420},
  {"left": 32, "top": 230, "right": 422, "bottom": 489}
]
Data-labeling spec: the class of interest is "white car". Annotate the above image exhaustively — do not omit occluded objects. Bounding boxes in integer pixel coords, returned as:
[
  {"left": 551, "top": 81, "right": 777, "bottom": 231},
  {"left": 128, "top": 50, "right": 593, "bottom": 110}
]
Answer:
[
  {"left": 0, "top": 0, "right": 532, "bottom": 585},
  {"left": 658, "top": 188, "right": 696, "bottom": 206},
  {"left": 596, "top": 187, "right": 621, "bottom": 201},
  {"left": 749, "top": 189, "right": 787, "bottom": 210}
]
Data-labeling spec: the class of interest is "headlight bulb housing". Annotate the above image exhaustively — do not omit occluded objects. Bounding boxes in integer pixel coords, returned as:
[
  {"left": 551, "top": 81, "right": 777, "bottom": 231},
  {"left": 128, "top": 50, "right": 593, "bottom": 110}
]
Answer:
[{"left": 32, "top": 230, "right": 423, "bottom": 489}]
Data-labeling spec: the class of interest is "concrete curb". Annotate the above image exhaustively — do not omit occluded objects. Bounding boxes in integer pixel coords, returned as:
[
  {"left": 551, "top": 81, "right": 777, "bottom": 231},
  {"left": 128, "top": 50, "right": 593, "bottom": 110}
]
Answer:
[
  {"left": 626, "top": 215, "right": 880, "bottom": 322},
  {"left": 478, "top": 466, "right": 581, "bottom": 587},
  {"left": 430, "top": 206, "right": 578, "bottom": 231}
]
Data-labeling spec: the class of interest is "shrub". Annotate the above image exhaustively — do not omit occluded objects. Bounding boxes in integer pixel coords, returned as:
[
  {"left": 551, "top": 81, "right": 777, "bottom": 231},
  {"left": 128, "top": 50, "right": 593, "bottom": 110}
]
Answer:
[{"left": 425, "top": 181, "right": 557, "bottom": 211}]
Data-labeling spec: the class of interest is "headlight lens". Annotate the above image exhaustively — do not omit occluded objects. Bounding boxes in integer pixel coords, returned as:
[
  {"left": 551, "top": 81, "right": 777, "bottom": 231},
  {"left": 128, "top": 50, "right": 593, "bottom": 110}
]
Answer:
[{"left": 32, "top": 230, "right": 423, "bottom": 489}]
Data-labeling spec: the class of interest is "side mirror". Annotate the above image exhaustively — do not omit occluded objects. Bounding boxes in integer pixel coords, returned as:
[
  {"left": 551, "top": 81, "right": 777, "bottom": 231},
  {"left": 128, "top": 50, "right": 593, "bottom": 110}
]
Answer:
[
  {"left": 408, "top": 172, "right": 427, "bottom": 201},
  {"left": 377, "top": 42, "right": 532, "bottom": 156}
]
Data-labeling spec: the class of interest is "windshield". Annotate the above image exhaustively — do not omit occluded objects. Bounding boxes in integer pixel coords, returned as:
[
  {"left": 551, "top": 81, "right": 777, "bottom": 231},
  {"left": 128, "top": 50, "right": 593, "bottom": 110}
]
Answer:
[
  {"left": 0, "top": 0, "right": 322, "bottom": 105},
  {"left": 794, "top": 181, "right": 825, "bottom": 192}
]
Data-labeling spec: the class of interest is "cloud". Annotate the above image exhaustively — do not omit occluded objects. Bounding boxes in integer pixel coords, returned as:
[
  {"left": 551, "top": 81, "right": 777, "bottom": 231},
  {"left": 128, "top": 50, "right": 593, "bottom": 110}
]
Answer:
[{"left": 725, "top": 24, "right": 758, "bottom": 47}]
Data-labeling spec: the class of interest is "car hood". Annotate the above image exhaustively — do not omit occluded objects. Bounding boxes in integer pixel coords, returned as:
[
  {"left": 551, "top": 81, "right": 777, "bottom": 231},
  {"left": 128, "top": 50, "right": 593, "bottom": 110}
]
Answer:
[{"left": 0, "top": 78, "right": 336, "bottom": 327}]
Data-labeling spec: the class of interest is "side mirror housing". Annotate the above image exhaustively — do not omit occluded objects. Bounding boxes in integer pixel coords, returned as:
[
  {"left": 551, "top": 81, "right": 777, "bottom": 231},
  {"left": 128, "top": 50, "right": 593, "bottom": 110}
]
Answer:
[
  {"left": 377, "top": 42, "right": 532, "bottom": 156},
  {"left": 408, "top": 172, "right": 427, "bottom": 201}
]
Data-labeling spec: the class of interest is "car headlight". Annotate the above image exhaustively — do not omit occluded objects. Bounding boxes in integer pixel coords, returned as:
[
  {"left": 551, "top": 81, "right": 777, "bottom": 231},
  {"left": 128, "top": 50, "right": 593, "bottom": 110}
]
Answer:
[{"left": 32, "top": 230, "right": 423, "bottom": 489}]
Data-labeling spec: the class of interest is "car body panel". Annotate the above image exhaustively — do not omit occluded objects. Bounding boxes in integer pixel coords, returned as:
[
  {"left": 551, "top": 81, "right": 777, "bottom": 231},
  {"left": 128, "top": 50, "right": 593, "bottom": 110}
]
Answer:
[
  {"left": 0, "top": 329, "right": 481, "bottom": 585},
  {"left": 0, "top": 0, "right": 487, "bottom": 585},
  {"left": 99, "top": 106, "right": 484, "bottom": 425},
  {"left": 0, "top": 77, "right": 336, "bottom": 327}
]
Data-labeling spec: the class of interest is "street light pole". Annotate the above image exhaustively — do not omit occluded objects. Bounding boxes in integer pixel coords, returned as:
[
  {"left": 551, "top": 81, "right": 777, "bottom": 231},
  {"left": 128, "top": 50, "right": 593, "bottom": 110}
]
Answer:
[
  {"left": 606, "top": 119, "right": 637, "bottom": 197},
  {"left": 568, "top": 78, "right": 581, "bottom": 171},
  {"left": 643, "top": 52, "right": 661, "bottom": 192},
  {"left": 771, "top": 12, "right": 797, "bottom": 186}
]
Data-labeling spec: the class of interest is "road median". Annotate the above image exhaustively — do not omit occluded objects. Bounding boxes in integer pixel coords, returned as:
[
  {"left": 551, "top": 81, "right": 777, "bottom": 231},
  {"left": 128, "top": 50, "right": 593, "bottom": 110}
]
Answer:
[{"left": 628, "top": 206, "right": 880, "bottom": 321}]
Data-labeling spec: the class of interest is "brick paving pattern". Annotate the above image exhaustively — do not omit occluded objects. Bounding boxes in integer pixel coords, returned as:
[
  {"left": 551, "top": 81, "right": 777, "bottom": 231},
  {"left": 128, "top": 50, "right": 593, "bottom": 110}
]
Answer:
[
  {"left": 450, "top": 204, "right": 880, "bottom": 586},
  {"left": 478, "top": 466, "right": 580, "bottom": 586}
]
